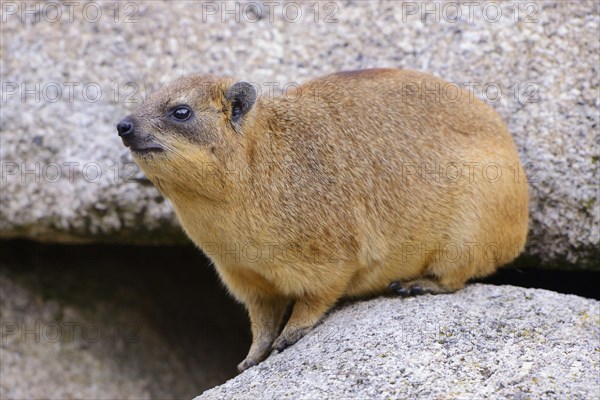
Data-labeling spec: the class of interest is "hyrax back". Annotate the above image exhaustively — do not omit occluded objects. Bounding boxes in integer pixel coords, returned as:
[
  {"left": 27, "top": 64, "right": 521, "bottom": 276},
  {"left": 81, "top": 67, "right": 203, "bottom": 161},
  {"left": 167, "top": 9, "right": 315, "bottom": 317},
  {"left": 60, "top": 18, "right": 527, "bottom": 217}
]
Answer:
[{"left": 119, "top": 68, "right": 529, "bottom": 371}]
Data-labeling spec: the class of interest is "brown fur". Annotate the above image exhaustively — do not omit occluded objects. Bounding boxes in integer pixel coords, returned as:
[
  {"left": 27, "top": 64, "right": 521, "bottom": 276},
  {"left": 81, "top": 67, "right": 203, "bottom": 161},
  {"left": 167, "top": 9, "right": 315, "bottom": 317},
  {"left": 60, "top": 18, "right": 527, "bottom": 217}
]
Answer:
[{"left": 121, "top": 69, "right": 529, "bottom": 371}]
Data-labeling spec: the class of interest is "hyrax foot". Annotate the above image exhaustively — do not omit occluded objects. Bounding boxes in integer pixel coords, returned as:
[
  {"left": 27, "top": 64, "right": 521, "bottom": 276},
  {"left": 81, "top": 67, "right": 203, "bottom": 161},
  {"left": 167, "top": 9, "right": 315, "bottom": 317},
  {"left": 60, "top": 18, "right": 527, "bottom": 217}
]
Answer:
[
  {"left": 271, "top": 287, "right": 344, "bottom": 353},
  {"left": 388, "top": 278, "right": 457, "bottom": 297},
  {"left": 272, "top": 326, "right": 312, "bottom": 352},
  {"left": 237, "top": 358, "right": 258, "bottom": 373},
  {"left": 237, "top": 341, "right": 273, "bottom": 373}
]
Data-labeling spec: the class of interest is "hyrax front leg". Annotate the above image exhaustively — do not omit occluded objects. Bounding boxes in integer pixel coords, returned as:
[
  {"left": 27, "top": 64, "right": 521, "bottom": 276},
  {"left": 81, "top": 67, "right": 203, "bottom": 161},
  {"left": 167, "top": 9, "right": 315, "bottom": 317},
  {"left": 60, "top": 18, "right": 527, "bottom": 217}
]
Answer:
[{"left": 238, "top": 295, "right": 288, "bottom": 372}]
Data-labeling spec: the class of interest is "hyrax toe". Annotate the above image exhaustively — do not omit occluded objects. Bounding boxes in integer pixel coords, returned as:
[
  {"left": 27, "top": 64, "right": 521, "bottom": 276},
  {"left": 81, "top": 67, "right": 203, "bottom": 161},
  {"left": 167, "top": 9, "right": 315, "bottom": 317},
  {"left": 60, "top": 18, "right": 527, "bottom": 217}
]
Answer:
[
  {"left": 389, "top": 278, "right": 455, "bottom": 297},
  {"left": 388, "top": 281, "right": 411, "bottom": 297},
  {"left": 237, "top": 357, "right": 258, "bottom": 373},
  {"left": 272, "top": 326, "right": 311, "bottom": 352},
  {"left": 409, "top": 283, "right": 425, "bottom": 296}
]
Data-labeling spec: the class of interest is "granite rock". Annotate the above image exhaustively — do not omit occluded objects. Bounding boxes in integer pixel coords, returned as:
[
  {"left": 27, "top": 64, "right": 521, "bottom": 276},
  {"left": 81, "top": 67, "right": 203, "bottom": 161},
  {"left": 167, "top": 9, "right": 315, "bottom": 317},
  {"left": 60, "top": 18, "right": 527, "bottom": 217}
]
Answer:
[{"left": 198, "top": 284, "right": 600, "bottom": 400}]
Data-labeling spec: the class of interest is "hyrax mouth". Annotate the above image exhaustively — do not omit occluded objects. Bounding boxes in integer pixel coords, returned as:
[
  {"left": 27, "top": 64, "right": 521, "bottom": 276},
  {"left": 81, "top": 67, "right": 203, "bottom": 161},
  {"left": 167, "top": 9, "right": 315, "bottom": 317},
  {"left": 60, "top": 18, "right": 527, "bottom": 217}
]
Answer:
[
  {"left": 117, "top": 115, "right": 165, "bottom": 156},
  {"left": 130, "top": 146, "right": 164, "bottom": 156}
]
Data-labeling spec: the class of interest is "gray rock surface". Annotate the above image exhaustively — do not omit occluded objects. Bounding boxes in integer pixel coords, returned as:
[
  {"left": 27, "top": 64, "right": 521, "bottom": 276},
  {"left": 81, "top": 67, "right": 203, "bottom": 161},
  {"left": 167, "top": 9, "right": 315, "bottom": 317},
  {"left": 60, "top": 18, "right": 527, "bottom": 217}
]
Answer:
[
  {"left": 1, "top": 1, "right": 598, "bottom": 266},
  {"left": 198, "top": 284, "right": 600, "bottom": 400}
]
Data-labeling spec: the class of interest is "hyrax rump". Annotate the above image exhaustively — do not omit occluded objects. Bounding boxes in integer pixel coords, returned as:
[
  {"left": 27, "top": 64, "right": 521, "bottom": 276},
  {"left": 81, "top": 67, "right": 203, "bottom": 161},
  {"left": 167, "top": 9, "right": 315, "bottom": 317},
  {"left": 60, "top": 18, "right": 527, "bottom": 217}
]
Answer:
[{"left": 117, "top": 69, "right": 529, "bottom": 371}]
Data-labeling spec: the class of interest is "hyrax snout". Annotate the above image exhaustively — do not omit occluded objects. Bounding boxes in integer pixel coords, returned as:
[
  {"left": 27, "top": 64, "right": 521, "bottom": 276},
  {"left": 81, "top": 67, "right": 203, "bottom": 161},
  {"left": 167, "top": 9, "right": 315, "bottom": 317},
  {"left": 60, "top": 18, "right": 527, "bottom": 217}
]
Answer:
[{"left": 118, "top": 69, "right": 529, "bottom": 372}]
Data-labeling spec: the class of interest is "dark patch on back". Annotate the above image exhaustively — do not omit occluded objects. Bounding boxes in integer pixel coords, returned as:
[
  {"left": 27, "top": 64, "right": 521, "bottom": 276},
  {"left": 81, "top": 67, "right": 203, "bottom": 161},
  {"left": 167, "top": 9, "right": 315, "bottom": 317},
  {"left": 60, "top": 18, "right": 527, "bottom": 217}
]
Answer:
[{"left": 332, "top": 68, "right": 394, "bottom": 79}]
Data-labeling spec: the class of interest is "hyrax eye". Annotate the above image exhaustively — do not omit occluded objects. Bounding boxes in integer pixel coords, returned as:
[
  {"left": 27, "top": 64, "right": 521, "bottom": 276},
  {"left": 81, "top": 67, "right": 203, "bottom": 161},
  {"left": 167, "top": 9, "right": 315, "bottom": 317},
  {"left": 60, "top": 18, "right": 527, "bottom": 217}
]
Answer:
[{"left": 171, "top": 106, "right": 192, "bottom": 121}]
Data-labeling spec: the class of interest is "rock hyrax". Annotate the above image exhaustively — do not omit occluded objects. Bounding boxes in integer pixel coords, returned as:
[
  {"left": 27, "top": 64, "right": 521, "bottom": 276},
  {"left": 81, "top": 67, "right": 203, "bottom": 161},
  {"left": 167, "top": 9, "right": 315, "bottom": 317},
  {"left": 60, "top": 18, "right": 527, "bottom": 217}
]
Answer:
[{"left": 117, "top": 69, "right": 529, "bottom": 372}]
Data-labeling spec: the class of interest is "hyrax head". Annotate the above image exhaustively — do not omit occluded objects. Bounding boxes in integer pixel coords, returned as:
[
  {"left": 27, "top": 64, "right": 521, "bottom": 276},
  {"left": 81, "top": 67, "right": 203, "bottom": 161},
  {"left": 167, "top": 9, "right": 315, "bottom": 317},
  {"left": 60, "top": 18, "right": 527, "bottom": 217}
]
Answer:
[{"left": 116, "top": 75, "right": 257, "bottom": 180}]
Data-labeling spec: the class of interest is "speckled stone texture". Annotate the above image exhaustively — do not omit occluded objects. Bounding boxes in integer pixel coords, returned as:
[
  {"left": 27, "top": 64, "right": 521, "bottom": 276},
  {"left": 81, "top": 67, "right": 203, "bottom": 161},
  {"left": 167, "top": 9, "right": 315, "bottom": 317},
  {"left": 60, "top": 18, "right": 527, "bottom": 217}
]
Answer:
[
  {"left": 198, "top": 284, "right": 600, "bottom": 400},
  {"left": 1, "top": 1, "right": 598, "bottom": 267}
]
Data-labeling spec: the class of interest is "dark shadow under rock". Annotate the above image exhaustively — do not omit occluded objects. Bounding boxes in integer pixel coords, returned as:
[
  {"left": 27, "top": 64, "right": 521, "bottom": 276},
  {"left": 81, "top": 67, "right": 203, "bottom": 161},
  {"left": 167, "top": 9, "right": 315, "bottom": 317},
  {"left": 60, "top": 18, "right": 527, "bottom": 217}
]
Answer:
[{"left": 0, "top": 240, "right": 250, "bottom": 399}]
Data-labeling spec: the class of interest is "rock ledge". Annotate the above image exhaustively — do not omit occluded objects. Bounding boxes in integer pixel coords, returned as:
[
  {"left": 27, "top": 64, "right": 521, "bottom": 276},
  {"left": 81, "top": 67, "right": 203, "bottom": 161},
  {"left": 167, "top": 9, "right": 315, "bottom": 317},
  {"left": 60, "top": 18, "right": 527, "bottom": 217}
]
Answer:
[{"left": 198, "top": 284, "right": 599, "bottom": 400}]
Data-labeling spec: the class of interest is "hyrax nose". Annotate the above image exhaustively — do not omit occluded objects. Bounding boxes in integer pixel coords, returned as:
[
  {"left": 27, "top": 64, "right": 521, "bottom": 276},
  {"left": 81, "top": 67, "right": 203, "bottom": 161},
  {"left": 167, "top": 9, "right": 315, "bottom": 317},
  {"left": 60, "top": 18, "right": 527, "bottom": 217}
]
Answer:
[{"left": 117, "top": 117, "right": 134, "bottom": 138}]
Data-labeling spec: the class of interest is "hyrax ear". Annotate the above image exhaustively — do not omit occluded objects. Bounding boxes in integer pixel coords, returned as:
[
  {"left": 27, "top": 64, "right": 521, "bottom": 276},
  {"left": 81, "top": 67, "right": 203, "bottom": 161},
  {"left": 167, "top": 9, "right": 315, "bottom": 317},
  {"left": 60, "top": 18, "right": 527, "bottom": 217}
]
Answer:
[{"left": 225, "top": 81, "right": 257, "bottom": 125}]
